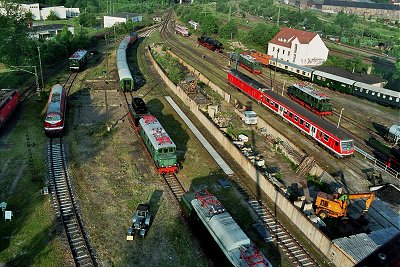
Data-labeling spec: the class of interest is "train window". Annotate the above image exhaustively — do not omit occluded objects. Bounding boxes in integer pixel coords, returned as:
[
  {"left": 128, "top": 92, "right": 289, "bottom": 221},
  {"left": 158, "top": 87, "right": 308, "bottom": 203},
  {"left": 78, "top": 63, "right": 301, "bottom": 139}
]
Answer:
[
  {"left": 319, "top": 132, "right": 322, "bottom": 138},
  {"left": 389, "top": 97, "right": 392, "bottom": 100},
  {"left": 302, "top": 71, "right": 305, "bottom": 75},
  {"left": 305, "top": 123, "right": 310, "bottom": 128},
  {"left": 366, "top": 90, "right": 369, "bottom": 94},
  {"left": 396, "top": 98, "right": 399, "bottom": 102},
  {"left": 266, "top": 98, "right": 270, "bottom": 103},
  {"left": 300, "top": 119, "right": 304, "bottom": 125},
  {"left": 335, "top": 141, "right": 339, "bottom": 147},
  {"left": 377, "top": 93, "right": 380, "bottom": 97},
  {"left": 372, "top": 92, "right": 375, "bottom": 96},
  {"left": 324, "top": 134, "right": 329, "bottom": 142},
  {"left": 289, "top": 113, "right": 293, "bottom": 118},
  {"left": 360, "top": 88, "right": 363, "bottom": 92},
  {"left": 275, "top": 103, "right": 278, "bottom": 108},
  {"left": 294, "top": 116, "right": 298, "bottom": 122},
  {"left": 383, "top": 95, "right": 386, "bottom": 99},
  {"left": 271, "top": 100, "right": 274, "bottom": 105},
  {"left": 284, "top": 110, "right": 288, "bottom": 115}
]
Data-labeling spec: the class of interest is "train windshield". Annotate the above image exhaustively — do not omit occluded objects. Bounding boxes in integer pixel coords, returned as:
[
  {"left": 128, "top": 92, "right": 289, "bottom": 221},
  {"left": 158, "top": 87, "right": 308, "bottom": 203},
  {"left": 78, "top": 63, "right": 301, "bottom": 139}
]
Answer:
[
  {"left": 341, "top": 140, "right": 354, "bottom": 151},
  {"left": 45, "top": 114, "right": 61, "bottom": 122},
  {"left": 158, "top": 147, "right": 175, "bottom": 154}
]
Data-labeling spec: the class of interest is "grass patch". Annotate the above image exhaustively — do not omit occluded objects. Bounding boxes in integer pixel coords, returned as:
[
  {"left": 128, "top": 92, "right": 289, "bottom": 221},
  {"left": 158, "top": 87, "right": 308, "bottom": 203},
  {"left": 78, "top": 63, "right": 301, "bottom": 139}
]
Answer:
[{"left": 0, "top": 96, "right": 66, "bottom": 266}]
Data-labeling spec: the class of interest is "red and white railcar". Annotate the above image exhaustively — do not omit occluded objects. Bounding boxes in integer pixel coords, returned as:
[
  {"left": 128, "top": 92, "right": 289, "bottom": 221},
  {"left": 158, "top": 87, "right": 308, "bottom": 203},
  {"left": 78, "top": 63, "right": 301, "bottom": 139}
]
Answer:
[
  {"left": 175, "top": 24, "right": 189, "bottom": 37},
  {"left": 228, "top": 69, "right": 354, "bottom": 157},
  {"left": 0, "top": 89, "right": 20, "bottom": 128},
  {"left": 44, "top": 84, "right": 67, "bottom": 135}
]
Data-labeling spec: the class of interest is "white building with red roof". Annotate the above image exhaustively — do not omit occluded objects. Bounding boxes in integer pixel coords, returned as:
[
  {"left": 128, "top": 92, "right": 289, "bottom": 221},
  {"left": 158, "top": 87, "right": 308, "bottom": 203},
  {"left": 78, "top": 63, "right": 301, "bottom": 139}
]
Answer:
[{"left": 267, "top": 27, "right": 329, "bottom": 66}]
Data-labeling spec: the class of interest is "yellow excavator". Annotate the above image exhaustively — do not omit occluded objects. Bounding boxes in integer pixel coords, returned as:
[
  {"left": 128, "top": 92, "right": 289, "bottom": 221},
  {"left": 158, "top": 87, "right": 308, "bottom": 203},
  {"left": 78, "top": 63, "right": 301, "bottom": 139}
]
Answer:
[{"left": 314, "top": 191, "right": 375, "bottom": 220}]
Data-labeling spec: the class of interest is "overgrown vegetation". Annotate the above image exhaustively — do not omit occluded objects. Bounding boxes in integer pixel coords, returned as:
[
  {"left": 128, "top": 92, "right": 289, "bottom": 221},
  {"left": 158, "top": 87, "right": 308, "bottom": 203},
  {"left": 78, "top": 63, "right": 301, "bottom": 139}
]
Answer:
[{"left": 152, "top": 52, "right": 187, "bottom": 84}]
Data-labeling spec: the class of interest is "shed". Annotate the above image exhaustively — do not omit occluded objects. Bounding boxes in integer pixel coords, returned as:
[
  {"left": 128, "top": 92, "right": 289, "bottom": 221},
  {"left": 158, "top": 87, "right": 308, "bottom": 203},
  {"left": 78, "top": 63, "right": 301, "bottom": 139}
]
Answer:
[{"left": 104, "top": 12, "right": 142, "bottom": 28}]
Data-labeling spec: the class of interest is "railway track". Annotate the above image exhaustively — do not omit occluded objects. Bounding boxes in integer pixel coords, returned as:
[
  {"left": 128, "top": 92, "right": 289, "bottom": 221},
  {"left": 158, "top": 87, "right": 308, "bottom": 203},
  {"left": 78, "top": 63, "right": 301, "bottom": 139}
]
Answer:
[
  {"left": 163, "top": 13, "right": 321, "bottom": 267},
  {"left": 162, "top": 173, "right": 186, "bottom": 202},
  {"left": 48, "top": 137, "right": 97, "bottom": 266},
  {"left": 237, "top": 184, "right": 319, "bottom": 267}
]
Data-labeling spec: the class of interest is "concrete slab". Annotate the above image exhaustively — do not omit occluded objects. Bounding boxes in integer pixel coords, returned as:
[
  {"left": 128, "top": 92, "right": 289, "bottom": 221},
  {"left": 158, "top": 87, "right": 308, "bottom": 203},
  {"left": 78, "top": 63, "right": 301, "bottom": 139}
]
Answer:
[{"left": 164, "top": 96, "right": 234, "bottom": 176}]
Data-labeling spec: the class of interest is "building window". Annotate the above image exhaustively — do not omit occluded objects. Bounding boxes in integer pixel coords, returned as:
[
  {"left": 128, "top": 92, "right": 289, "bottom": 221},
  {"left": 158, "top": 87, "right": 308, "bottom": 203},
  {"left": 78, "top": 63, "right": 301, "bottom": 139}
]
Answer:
[
  {"left": 273, "top": 47, "right": 275, "bottom": 52},
  {"left": 282, "top": 50, "right": 285, "bottom": 55},
  {"left": 293, "top": 54, "right": 296, "bottom": 62},
  {"left": 294, "top": 44, "right": 298, "bottom": 53}
]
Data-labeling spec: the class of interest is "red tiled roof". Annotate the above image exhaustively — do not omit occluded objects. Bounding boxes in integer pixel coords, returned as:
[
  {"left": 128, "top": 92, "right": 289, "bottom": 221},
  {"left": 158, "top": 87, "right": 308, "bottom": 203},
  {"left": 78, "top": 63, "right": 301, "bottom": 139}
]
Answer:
[{"left": 269, "top": 27, "right": 317, "bottom": 48}]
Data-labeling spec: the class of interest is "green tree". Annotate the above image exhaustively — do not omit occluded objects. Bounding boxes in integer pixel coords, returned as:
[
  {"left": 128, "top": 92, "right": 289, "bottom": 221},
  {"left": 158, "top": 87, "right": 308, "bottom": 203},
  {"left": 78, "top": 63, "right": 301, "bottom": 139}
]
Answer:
[
  {"left": 200, "top": 14, "right": 219, "bottom": 35},
  {"left": 46, "top": 10, "right": 59, "bottom": 20},
  {"left": 246, "top": 23, "right": 280, "bottom": 47},
  {"left": 218, "top": 20, "right": 238, "bottom": 39},
  {"left": 0, "top": 1, "right": 32, "bottom": 65},
  {"left": 78, "top": 12, "right": 97, "bottom": 27},
  {"left": 335, "top": 11, "right": 357, "bottom": 30}
]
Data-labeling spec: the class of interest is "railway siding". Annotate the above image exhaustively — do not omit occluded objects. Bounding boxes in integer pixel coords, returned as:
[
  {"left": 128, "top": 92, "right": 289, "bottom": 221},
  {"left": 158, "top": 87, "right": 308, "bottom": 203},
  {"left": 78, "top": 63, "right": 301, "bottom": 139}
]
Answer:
[{"left": 147, "top": 44, "right": 355, "bottom": 267}]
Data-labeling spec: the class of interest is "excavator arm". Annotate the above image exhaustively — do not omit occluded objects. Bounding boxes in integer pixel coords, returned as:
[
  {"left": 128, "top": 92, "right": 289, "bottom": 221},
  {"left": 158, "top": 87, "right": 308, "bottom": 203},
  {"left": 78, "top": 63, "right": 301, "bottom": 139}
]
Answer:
[{"left": 347, "top": 192, "right": 376, "bottom": 220}]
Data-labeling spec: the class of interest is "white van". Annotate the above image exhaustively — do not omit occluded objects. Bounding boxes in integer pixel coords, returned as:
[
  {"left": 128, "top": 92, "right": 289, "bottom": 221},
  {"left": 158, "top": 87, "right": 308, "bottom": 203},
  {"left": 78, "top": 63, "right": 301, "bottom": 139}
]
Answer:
[{"left": 242, "top": 110, "right": 258, "bottom": 125}]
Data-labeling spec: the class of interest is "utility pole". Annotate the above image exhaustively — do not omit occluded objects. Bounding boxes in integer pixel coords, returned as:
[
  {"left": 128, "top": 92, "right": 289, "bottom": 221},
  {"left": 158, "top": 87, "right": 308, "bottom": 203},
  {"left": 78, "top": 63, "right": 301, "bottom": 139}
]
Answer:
[
  {"left": 229, "top": 5, "right": 231, "bottom": 21},
  {"left": 277, "top": 0, "right": 281, "bottom": 26},
  {"left": 37, "top": 46, "right": 44, "bottom": 92},
  {"left": 337, "top": 108, "right": 345, "bottom": 128},
  {"left": 104, "top": 34, "right": 109, "bottom": 74}
]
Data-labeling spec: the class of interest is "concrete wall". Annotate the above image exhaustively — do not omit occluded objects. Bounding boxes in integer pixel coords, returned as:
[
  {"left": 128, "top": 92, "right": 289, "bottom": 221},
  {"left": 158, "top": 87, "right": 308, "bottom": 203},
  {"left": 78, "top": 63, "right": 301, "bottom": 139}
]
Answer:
[{"left": 147, "top": 46, "right": 355, "bottom": 267}]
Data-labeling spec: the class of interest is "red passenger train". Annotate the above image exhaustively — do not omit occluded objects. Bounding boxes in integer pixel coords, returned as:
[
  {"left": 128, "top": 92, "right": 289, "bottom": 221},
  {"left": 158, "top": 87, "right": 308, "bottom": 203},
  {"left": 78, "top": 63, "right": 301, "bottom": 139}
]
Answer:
[
  {"left": 44, "top": 84, "right": 67, "bottom": 135},
  {"left": 0, "top": 89, "right": 20, "bottom": 128},
  {"left": 228, "top": 69, "right": 354, "bottom": 157}
]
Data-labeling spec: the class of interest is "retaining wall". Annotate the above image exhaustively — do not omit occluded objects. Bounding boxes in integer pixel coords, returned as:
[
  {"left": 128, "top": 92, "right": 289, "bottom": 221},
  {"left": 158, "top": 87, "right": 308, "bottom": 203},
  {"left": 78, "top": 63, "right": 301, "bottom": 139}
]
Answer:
[{"left": 147, "top": 46, "right": 355, "bottom": 267}]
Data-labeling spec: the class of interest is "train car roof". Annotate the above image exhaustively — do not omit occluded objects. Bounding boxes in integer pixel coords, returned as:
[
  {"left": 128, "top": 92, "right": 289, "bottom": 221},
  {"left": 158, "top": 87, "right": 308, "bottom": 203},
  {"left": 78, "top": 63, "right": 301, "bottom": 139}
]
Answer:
[
  {"left": 353, "top": 82, "right": 400, "bottom": 98},
  {"left": 0, "top": 89, "right": 18, "bottom": 109},
  {"left": 175, "top": 24, "right": 188, "bottom": 30},
  {"left": 69, "top": 49, "right": 87, "bottom": 60},
  {"left": 139, "top": 115, "right": 176, "bottom": 149},
  {"left": 240, "top": 53, "right": 259, "bottom": 63},
  {"left": 118, "top": 68, "right": 133, "bottom": 81},
  {"left": 230, "top": 69, "right": 353, "bottom": 140},
  {"left": 291, "top": 83, "right": 330, "bottom": 100},
  {"left": 312, "top": 70, "right": 356, "bottom": 85},
  {"left": 47, "top": 84, "right": 64, "bottom": 114},
  {"left": 270, "top": 58, "right": 314, "bottom": 73}
]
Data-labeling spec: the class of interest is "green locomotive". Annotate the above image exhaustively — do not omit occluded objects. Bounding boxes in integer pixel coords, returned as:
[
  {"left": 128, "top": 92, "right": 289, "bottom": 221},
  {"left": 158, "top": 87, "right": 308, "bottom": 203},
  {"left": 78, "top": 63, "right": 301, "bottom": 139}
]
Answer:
[
  {"left": 287, "top": 83, "right": 332, "bottom": 116},
  {"left": 239, "top": 53, "right": 262, "bottom": 74},
  {"left": 138, "top": 115, "right": 178, "bottom": 174}
]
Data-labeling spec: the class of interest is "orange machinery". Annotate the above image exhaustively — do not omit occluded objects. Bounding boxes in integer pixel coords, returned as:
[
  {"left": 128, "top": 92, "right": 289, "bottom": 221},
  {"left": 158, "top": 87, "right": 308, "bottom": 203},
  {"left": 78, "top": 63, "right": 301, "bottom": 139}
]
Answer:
[
  {"left": 314, "top": 191, "right": 375, "bottom": 220},
  {"left": 249, "top": 50, "right": 272, "bottom": 66}
]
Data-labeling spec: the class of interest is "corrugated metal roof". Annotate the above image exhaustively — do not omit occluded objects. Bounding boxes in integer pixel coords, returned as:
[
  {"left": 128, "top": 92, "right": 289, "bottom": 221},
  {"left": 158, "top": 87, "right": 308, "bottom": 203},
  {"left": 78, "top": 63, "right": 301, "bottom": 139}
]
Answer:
[{"left": 333, "top": 234, "right": 379, "bottom": 262}]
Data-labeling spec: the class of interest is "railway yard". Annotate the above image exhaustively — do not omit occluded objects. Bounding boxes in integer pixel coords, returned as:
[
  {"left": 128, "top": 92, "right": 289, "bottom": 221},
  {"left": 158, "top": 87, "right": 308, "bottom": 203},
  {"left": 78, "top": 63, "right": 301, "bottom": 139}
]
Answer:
[{"left": 0, "top": 10, "right": 399, "bottom": 267}]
